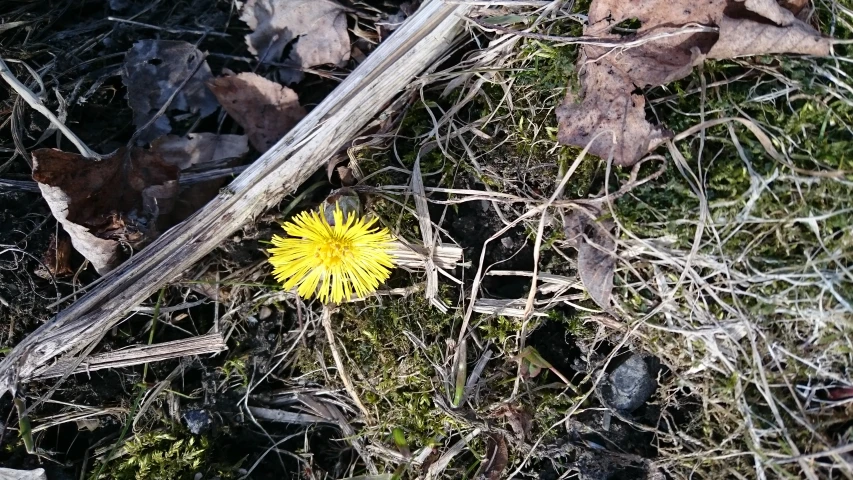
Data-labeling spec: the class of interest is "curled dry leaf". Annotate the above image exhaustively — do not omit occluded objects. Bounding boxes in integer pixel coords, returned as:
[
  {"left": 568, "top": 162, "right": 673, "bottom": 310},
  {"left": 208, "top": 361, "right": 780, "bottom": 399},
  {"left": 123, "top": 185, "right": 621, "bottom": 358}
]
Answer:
[
  {"left": 241, "top": 0, "right": 350, "bottom": 71},
  {"left": 32, "top": 148, "right": 179, "bottom": 274},
  {"left": 491, "top": 404, "right": 533, "bottom": 441},
  {"left": 564, "top": 207, "right": 616, "bottom": 310},
  {"left": 207, "top": 72, "right": 307, "bottom": 152},
  {"left": 557, "top": 0, "right": 832, "bottom": 166},
  {"left": 123, "top": 40, "right": 219, "bottom": 143}
]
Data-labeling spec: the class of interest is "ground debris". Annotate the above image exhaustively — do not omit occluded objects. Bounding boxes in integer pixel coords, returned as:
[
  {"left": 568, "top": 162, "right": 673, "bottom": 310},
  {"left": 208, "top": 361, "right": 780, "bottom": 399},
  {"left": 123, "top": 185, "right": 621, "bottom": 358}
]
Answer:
[
  {"left": 122, "top": 40, "right": 219, "bottom": 144},
  {"left": 475, "top": 433, "right": 508, "bottom": 480},
  {"left": 241, "top": 0, "right": 351, "bottom": 75},
  {"left": 32, "top": 148, "right": 179, "bottom": 274},
  {"left": 35, "top": 232, "right": 73, "bottom": 279},
  {"left": 151, "top": 133, "right": 249, "bottom": 170},
  {"left": 564, "top": 207, "right": 616, "bottom": 310},
  {"left": 31, "top": 133, "right": 246, "bottom": 274},
  {"left": 557, "top": 0, "right": 832, "bottom": 166},
  {"left": 207, "top": 72, "right": 307, "bottom": 152},
  {"left": 599, "top": 354, "right": 657, "bottom": 413}
]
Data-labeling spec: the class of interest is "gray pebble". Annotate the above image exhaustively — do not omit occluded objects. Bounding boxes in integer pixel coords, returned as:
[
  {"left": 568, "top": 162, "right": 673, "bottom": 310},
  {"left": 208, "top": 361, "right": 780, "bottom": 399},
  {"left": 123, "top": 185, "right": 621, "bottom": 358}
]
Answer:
[{"left": 600, "top": 354, "right": 656, "bottom": 412}]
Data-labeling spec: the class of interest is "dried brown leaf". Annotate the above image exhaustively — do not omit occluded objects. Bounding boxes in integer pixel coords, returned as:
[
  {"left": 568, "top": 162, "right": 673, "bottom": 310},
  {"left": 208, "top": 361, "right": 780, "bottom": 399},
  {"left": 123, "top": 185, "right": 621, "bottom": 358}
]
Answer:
[
  {"left": 207, "top": 72, "right": 307, "bottom": 153},
  {"left": 564, "top": 208, "right": 616, "bottom": 310},
  {"left": 151, "top": 133, "right": 249, "bottom": 221},
  {"left": 32, "top": 148, "right": 179, "bottom": 274},
  {"left": 35, "top": 232, "right": 73, "bottom": 279},
  {"left": 240, "top": 0, "right": 350, "bottom": 70},
  {"left": 151, "top": 133, "right": 249, "bottom": 170},
  {"left": 491, "top": 404, "right": 532, "bottom": 441},
  {"left": 557, "top": 0, "right": 832, "bottom": 166},
  {"left": 122, "top": 40, "right": 219, "bottom": 143},
  {"left": 476, "top": 434, "right": 508, "bottom": 480},
  {"left": 578, "top": 222, "right": 616, "bottom": 311}
]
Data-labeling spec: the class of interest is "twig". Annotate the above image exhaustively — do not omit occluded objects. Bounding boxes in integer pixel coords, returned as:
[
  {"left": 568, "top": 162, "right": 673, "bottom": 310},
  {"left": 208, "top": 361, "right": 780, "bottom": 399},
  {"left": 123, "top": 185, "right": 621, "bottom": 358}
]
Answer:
[
  {"left": 321, "top": 306, "right": 371, "bottom": 421},
  {"left": 0, "top": 58, "right": 97, "bottom": 159}
]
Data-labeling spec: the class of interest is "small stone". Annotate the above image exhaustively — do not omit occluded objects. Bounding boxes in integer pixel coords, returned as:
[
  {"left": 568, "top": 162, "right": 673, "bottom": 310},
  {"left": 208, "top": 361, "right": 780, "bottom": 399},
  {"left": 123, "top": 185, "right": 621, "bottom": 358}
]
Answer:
[
  {"left": 600, "top": 354, "right": 656, "bottom": 412},
  {"left": 183, "top": 409, "right": 213, "bottom": 435},
  {"left": 259, "top": 306, "right": 273, "bottom": 320}
]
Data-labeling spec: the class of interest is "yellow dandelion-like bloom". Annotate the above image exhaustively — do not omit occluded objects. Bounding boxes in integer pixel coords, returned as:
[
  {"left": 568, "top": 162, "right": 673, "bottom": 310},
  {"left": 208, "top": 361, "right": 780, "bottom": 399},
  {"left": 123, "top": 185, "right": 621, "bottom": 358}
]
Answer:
[{"left": 267, "top": 204, "right": 395, "bottom": 304}]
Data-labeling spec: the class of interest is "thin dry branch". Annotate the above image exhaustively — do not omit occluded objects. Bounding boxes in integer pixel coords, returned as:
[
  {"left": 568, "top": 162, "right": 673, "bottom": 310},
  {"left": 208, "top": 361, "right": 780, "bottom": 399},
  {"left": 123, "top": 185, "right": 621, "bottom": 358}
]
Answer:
[{"left": 0, "top": 0, "right": 471, "bottom": 396}]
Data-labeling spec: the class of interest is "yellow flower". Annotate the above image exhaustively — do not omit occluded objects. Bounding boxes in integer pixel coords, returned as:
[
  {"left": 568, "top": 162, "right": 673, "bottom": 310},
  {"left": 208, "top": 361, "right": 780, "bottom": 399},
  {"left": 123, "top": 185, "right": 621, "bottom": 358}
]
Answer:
[{"left": 268, "top": 204, "right": 395, "bottom": 304}]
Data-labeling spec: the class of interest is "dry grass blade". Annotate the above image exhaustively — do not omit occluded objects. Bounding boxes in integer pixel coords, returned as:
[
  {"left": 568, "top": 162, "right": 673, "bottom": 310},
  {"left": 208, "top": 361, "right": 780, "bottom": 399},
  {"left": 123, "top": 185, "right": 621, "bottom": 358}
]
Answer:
[
  {"left": 0, "top": 58, "right": 97, "bottom": 159},
  {"left": 321, "top": 305, "right": 370, "bottom": 421},
  {"left": 410, "top": 157, "right": 447, "bottom": 311},
  {"left": 425, "top": 428, "right": 481, "bottom": 480}
]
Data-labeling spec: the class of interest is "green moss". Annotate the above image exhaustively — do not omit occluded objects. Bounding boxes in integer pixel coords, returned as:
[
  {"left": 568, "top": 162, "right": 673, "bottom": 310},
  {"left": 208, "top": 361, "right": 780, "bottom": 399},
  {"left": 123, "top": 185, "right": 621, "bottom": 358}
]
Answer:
[
  {"left": 91, "top": 431, "right": 214, "bottom": 480},
  {"left": 323, "top": 295, "right": 462, "bottom": 446}
]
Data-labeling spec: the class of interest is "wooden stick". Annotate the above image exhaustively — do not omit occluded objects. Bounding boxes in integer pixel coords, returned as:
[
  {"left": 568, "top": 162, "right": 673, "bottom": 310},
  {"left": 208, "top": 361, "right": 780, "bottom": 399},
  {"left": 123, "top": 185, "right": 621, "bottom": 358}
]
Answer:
[{"left": 0, "top": 0, "right": 471, "bottom": 395}]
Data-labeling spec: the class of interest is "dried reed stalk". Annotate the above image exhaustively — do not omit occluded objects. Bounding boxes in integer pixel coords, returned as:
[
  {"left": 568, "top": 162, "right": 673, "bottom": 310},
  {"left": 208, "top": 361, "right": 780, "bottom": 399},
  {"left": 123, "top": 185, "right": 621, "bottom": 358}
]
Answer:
[{"left": 31, "top": 334, "right": 226, "bottom": 379}]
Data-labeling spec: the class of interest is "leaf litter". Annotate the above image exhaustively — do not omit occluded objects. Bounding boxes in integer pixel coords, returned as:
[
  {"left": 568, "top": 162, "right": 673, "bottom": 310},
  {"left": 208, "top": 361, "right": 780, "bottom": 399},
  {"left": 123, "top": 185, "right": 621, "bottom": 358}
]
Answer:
[
  {"left": 241, "top": 0, "right": 351, "bottom": 82},
  {"left": 555, "top": 0, "right": 834, "bottom": 306},
  {"left": 32, "top": 148, "right": 180, "bottom": 274},
  {"left": 151, "top": 133, "right": 249, "bottom": 170},
  {"left": 31, "top": 133, "right": 251, "bottom": 274},
  {"left": 207, "top": 71, "right": 307, "bottom": 152},
  {"left": 557, "top": 0, "right": 832, "bottom": 166},
  {"left": 122, "top": 40, "right": 219, "bottom": 144},
  {"left": 31, "top": 31, "right": 309, "bottom": 274}
]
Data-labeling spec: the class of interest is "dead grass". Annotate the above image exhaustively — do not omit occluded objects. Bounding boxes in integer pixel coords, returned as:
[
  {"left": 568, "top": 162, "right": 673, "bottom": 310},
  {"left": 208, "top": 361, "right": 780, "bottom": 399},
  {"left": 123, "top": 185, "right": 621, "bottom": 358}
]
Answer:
[
  {"left": 2, "top": 0, "right": 852, "bottom": 478},
  {"left": 299, "top": 0, "right": 853, "bottom": 478}
]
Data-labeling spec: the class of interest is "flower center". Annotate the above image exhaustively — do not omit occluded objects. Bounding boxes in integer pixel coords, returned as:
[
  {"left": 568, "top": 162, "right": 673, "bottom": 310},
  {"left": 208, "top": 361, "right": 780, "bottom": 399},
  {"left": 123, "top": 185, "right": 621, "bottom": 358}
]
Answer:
[{"left": 316, "top": 238, "right": 353, "bottom": 268}]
